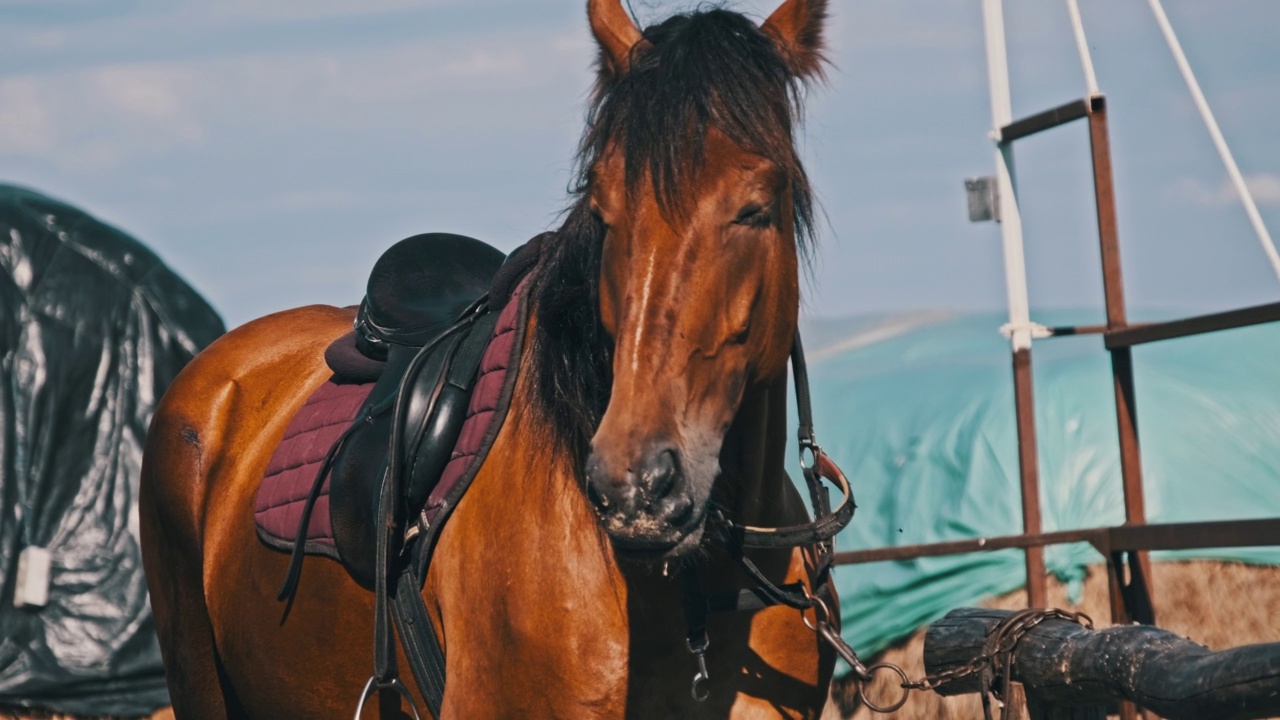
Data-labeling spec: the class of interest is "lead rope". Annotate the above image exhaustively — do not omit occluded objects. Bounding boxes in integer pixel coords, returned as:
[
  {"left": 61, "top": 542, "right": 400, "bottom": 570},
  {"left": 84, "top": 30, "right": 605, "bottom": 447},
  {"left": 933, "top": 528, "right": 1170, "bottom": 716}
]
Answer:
[{"left": 680, "top": 570, "right": 712, "bottom": 702}]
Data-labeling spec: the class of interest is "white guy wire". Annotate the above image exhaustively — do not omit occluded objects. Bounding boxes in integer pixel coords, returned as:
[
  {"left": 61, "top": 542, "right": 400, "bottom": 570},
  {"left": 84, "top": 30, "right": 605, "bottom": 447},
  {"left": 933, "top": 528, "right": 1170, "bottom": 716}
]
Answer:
[
  {"left": 1148, "top": 0, "right": 1280, "bottom": 283},
  {"left": 1066, "top": 0, "right": 1099, "bottom": 96}
]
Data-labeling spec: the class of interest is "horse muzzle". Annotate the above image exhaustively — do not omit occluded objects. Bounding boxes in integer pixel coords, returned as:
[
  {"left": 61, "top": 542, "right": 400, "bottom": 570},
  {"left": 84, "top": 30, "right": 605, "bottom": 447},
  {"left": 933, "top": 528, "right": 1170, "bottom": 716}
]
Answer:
[{"left": 584, "top": 444, "right": 707, "bottom": 555}]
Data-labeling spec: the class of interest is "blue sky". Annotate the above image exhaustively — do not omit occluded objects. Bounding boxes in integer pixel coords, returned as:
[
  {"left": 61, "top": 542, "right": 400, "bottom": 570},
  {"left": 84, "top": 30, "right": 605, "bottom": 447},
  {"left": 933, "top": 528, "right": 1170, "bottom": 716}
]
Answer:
[{"left": 2, "top": 0, "right": 1278, "bottom": 328}]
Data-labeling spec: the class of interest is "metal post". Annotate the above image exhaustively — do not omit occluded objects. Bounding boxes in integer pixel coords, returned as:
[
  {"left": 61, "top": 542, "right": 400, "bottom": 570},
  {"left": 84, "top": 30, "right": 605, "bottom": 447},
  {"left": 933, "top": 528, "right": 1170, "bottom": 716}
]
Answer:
[
  {"left": 982, "top": 0, "right": 1047, "bottom": 609},
  {"left": 1065, "top": 0, "right": 1100, "bottom": 97},
  {"left": 1086, "top": 97, "right": 1155, "bottom": 617},
  {"left": 1087, "top": 97, "right": 1156, "bottom": 720}
]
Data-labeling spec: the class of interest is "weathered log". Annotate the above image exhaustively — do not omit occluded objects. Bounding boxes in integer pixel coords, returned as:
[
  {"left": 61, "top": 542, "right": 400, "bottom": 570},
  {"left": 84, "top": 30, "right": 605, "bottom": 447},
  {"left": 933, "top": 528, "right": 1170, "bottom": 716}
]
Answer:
[{"left": 924, "top": 608, "right": 1280, "bottom": 720}]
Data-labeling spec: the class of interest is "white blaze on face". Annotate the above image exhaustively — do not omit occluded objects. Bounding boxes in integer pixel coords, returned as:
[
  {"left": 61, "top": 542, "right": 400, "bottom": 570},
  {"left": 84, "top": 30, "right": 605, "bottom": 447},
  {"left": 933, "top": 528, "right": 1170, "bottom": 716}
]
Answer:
[{"left": 631, "top": 245, "right": 659, "bottom": 375}]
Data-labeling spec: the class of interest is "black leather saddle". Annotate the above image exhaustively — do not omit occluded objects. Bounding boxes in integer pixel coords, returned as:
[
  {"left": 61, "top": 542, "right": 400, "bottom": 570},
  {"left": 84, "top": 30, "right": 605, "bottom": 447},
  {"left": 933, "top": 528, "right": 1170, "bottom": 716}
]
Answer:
[
  {"left": 276, "top": 231, "right": 545, "bottom": 716},
  {"left": 326, "top": 233, "right": 506, "bottom": 588},
  {"left": 354, "top": 233, "right": 508, "bottom": 359}
]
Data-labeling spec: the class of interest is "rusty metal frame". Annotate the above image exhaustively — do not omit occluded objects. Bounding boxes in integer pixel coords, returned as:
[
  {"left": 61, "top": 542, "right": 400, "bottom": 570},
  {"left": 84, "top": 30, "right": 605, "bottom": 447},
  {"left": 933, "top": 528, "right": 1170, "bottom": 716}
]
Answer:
[
  {"left": 834, "top": 518, "right": 1280, "bottom": 565},
  {"left": 1106, "top": 301, "right": 1280, "bottom": 348},
  {"left": 835, "top": 91, "right": 1280, "bottom": 668}
]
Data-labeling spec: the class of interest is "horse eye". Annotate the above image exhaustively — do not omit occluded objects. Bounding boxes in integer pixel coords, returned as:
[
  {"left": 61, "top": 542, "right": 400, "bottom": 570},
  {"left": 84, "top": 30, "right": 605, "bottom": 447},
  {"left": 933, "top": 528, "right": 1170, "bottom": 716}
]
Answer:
[{"left": 734, "top": 204, "right": 772, "bottom": 229}]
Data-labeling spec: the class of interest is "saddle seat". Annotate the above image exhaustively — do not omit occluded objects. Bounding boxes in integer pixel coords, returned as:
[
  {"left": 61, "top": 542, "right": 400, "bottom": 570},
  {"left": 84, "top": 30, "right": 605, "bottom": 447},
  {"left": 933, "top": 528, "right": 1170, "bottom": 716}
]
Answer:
[{"left": 356, "top": 232, "right": 509, "bottom": 358}]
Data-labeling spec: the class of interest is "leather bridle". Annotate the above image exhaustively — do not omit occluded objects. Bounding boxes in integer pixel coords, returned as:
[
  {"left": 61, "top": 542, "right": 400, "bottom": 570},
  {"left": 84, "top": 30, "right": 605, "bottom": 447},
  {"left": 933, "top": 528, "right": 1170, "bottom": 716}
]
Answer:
[
  {"left": 677, "top": 332, "right": 865, "bottom": 703},
  {"left": 714, "top": 334, "right": 855, "bottom": 552}
]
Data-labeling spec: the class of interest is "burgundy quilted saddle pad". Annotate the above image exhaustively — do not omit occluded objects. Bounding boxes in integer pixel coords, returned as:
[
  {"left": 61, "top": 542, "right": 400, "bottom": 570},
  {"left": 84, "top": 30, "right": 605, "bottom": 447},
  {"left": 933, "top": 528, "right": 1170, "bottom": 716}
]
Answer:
[{"left": 253, "top": 279, "right": 525, "bottom": 559}]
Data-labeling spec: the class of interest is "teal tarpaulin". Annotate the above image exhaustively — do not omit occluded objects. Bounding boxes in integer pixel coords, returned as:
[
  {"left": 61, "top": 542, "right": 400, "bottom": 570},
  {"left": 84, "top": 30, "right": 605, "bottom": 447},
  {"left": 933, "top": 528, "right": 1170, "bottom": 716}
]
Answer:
[{"left": 793, "top": 310, "right": 1280, "bottom": 657}]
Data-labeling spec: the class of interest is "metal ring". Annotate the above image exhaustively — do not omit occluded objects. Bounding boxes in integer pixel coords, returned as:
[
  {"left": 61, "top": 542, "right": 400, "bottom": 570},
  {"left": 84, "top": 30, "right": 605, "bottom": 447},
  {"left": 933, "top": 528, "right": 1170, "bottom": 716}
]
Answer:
[
  {"left": 353, "top": 677, "right": 377, "bottom": 720},
  {"left": 856, "top": 663, "right": 912, "bottom": 714},
  {"left": 801, "top": 591, "right": 831, "bottom": 633},
  {"left": 798, "top": 443, "right": 820, "bottom": 471}
]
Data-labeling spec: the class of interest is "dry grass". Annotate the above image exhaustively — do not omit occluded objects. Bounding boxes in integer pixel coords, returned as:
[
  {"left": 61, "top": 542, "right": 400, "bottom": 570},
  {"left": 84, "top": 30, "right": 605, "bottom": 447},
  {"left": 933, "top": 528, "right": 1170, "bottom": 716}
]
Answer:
[{"left": 823, "top": 560, "right": 1280, "bottom": 720}]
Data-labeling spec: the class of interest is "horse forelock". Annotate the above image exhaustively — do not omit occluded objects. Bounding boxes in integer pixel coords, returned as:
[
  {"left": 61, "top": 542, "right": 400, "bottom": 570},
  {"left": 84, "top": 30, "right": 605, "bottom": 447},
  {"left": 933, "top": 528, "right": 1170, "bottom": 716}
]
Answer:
[
  {"left": 530, "top": 6, "right": 820, "bottom": 470},
  {"left": 582, "top": 8, "right": 817, "bottom": 248}
]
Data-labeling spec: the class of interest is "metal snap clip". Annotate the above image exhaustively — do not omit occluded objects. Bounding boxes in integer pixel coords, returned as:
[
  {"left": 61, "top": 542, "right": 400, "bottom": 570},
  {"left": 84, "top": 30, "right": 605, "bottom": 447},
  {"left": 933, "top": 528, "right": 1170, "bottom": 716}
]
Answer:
[{"left": 687, "top": 635, "right": 711, "bottom": 702}]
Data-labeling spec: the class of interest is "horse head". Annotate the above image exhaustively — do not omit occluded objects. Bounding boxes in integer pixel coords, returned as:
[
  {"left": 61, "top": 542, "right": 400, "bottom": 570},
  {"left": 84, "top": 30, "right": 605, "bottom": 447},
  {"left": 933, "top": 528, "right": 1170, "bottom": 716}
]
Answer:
[{"left": 578, "top": 0, "right": 828, "bottom": 557}]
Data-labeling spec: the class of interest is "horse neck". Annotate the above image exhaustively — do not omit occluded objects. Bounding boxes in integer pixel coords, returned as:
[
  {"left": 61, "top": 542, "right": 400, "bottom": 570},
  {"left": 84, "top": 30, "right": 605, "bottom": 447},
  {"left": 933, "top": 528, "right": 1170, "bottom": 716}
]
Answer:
[{"left": 718, "top": 371, "right": 799, "bottom": 528}]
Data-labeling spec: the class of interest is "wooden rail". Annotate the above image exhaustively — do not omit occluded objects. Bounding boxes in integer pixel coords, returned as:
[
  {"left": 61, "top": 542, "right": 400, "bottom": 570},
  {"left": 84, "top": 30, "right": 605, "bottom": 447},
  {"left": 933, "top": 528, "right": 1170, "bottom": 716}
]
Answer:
[{"left": 925, "top": 608, "right": 1280, "bottom": 720}]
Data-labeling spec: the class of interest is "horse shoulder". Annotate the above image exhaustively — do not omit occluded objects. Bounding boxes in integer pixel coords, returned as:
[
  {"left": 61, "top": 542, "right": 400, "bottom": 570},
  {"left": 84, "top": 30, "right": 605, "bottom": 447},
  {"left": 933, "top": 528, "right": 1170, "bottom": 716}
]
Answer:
[{"left": 427, "top": 367, "right": 631, "bottom": 717}]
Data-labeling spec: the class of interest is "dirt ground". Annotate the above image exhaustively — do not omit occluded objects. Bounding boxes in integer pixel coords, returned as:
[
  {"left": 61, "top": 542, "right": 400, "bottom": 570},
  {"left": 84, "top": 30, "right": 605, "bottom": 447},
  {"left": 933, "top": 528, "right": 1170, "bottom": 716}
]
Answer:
[
  {"left": 5, "top": 562, "right": 1275, "bottom": 719},
  {"left": 1, "top": 708, "right": 173, "bottom": 720},
  {"left": 822, "top": 560, "right": 1280, "bottom": 720}
]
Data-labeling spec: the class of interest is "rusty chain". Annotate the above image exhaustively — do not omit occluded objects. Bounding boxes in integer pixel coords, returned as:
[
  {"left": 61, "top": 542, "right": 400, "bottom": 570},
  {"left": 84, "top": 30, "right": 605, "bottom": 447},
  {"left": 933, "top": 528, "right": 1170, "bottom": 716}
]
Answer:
[
  {"left": 820, "top": 606, "right": 1094, "bottom": 715},
  {"left": 904, "top": 608, "right": 1094, "bottom": 693}
]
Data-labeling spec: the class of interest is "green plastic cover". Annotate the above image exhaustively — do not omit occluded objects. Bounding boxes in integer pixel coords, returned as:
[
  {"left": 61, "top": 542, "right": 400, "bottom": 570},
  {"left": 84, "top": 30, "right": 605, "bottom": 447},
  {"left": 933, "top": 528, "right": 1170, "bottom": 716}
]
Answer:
[
  {"left": 797, "top": 311, "right": 1280, "bottom": 658},
  {"left": 0, "top": 185, "right": 225, "bottom": 716}
]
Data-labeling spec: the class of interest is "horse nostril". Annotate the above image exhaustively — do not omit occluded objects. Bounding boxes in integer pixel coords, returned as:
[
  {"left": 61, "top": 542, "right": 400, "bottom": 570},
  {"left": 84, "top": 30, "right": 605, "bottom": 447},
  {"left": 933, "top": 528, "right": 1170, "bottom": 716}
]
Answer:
[
  {"left": 585, "top": 450, "right": 641, "bottom": 516},
  {"left": 662, "top": 494, "right": 695, "bottom": 529},
  {"left": 641, "top": 448, "right": 680, "bottom": 501},
  {"left": 585, "top": 480, "right": 609, "bottom": 509}
]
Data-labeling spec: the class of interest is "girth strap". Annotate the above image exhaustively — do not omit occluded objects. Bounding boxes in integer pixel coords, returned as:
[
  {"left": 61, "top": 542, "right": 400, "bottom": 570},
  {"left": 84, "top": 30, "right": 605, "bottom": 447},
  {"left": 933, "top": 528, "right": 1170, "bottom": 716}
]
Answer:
[
  {"left": 391, "top": 564, "right": 445, "bottom": 716},
  {"left": 372, "top": 472, "right": 401, "bottom": 717}
]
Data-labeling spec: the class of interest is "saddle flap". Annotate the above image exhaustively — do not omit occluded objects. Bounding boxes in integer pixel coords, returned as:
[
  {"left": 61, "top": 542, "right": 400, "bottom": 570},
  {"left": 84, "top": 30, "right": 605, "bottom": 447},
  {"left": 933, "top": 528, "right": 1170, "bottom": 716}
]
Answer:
[{"left": 328, "top": 308, "right": 500, "bottom": 589}]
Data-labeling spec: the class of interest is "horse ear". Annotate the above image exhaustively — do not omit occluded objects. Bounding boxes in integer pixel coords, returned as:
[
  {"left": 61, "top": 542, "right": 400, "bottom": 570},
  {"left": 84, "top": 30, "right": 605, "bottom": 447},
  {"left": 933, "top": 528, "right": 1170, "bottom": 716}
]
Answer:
[
  {"left": 761, "top": 0, "right": 828, "bottom": 78},
  {"left": 588, "top": 0, "right": 643, "bottom": 78}
]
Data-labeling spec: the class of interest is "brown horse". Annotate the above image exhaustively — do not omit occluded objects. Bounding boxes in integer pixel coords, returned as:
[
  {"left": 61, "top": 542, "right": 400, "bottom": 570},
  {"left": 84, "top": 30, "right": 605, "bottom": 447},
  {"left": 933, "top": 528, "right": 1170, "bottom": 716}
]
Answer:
[{"left": 140, "top": 1, "right": 842, "bottom": 717}]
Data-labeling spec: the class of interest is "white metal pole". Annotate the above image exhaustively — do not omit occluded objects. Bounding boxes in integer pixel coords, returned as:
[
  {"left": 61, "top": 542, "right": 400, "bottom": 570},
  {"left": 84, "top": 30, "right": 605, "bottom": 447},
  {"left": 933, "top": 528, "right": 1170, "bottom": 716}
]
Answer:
[
  {"left": 1066, "top": 0, "right": 1099, "bottom": 96},
  {"left": 1147, "top": 0, "right": 1280, "bottom": 283},
  {"left": 982, "top": 0, "right": 1033, "bottom": 352}
]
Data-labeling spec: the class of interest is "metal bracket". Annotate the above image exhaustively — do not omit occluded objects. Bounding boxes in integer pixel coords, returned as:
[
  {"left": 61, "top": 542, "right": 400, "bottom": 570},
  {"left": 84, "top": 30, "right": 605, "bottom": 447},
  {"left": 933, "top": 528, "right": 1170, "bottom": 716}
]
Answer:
[{"left": 965, "top": 176, "right": 1001, "bottom": 223}]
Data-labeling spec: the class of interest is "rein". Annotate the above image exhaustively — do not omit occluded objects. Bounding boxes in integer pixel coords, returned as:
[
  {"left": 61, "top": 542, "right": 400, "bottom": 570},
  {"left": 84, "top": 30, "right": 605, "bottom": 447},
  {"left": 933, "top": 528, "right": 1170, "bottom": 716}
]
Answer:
[
  {"left": 713, "top": 334, "right": 855, "bottom": 553},
  {"left": 680, "top": 333, "right": 907, "bottom": 712}
]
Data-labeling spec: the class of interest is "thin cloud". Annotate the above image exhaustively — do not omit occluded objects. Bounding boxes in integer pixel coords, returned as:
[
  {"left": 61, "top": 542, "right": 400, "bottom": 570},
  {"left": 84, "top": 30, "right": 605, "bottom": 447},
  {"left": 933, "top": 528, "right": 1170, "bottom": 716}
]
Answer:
[
  {"left": 1176, "top": 173, "right": 1280, "bottom": 208},
  {"left": 0, "top": 25, "right": 589, "bottom": 172},
  {"left": 0, "top": 78, "right": 54, "bottom": 154},
  {"left": 0, "top": 66, "right": 205, "bottom": 171}
]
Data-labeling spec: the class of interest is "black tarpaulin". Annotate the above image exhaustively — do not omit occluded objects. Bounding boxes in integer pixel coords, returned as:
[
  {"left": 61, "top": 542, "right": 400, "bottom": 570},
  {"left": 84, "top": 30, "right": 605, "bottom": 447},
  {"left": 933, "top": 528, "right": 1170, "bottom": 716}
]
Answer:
[{"left": 0, "top": 184, "right": 225, "bottom": 716}]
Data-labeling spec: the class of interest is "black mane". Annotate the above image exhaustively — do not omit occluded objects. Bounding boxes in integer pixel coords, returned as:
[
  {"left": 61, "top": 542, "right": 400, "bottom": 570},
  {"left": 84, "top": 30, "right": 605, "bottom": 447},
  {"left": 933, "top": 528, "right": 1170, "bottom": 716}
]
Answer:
[{"left": 529, "top": 7, "right": 818, "bottom": 465}]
